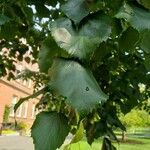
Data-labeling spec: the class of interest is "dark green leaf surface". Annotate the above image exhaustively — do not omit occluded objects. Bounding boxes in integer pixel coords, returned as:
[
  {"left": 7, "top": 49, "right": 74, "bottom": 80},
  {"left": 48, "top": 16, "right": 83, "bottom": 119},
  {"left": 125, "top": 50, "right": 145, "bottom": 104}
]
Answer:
[
  {"left": 38, "top": 37, "right": 55, "bottom": 73},
  {"left": 119, "top": 27, "right": 139, "bottom": 51},
  {"left": 38, "top": 36, "right": 66, "bottom": 73},
  {"left": 1, "top": 0, "right": 150, "bottom": 148},
  {"left": 101, "top": 137, "right": 117, "bottom": 150},
  {"left": 31, "top": 112, "right": 70, "bottom": 150},
  {"left": 35, "top": 4, "right": 50, "bottom": 18},
  {"left": 137, "top": 0, "right": 150, "bottom": 9},
  {"left": 0, "top": 22, "right": 17, "bottom": 39},
  {"left": 61, "top": 0, "right": 90, "bottom": 24},
  {"left": 116, "top": 3, "right": 150, "bottom": 31},
  {"left": 0, "top": 14, "right": 11, "bottom": 25},
  {"left": 80, "top": 15, "right": 112, "bottom": 41},
  {"left": 140, "top": 31, "right": 150, "bottom": 53},
  {"left": 144, "top": 54, "right": 150, "bottom": 71},
  {"left": 48, "top": 59, "right": 108, "bottom": 114}
]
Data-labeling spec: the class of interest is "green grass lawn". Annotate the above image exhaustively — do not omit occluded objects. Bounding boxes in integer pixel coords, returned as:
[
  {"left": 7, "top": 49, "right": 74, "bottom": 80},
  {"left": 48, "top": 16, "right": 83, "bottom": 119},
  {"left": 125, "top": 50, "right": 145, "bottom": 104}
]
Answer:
[{"left": 62, "top": 138, "right": 150, "bottom": 150}]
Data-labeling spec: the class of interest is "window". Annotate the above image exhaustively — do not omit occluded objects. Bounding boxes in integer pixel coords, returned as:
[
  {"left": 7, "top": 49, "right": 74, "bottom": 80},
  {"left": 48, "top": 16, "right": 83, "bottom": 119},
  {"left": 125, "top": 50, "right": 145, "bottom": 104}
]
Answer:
[
  {"left": 23, "top": 79, "right": 32, "bottom": 88},
  {"left": 31, "top": 104, "right": 35, "bottom": 119},
  {"left": 23, "top": 80, "right": 27, "bottom": 86},
  {"left": 23, "top": 102, "right": 28, "bottom": 118},
  {"left": 16, "top": 65, "right": 23, "bottom": 82},
  {"left": 9, "top": 96, "right": 18, "bottom": 117},
  {"left": 28, "top": 79, "right": 32, "bottom": 88},
  {"left": 36, "top": 109, "right": 39, "bottom": 115},
  {"left": 16, "top": 104, "right": 23, "bottom": 117}
]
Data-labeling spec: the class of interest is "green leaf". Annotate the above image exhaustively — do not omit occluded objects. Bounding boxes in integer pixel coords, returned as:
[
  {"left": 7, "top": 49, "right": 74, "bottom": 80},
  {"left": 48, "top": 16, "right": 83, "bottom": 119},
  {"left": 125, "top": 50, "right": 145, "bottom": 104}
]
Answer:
[
  {"left": 62, "top": 36, "right": 100, "bottom": 59},
  {"left": 38, "top": 36, "right": 66, "bottom": 73},
  {"left": 140, "top": 30, "right": 150, "bottom": 53},
  {"left": 21, "top": 6, "right": 33, "bottom": 23},
  {"left": 38, "top": 37, "right": 55, "bottom": 73},
  {"left": 71, "top": 121, "right": 84, "bottom": 144},
  {"left": 48, "top": 59, "right": 108, "bottom": 114},
  {"left": 0, "top": 14, "right": 11, "bottom": 25},
  {"left": 0, "top": 22, "right": 17, "bottom": 39},
  {"left": 144, "top": 54, "right": 150, "bottom": 71},
  {"left": 106, "top": 128, "right": 118, "bottom": 141},
  {"left": 35, "top": 4, "right": 50, "bottom": 18},
  {"left": 105, "top": 0, "right": 123, "bottom": 15},
  {"left": 31, "top": 111, "right": 70, "bottom": 150},
  {"left": 61, "top": 0, "right": 90, "bottom": 24},
  {"left": 50, "top": 18, "right": 75, "bottom": 45},
  {"left": 101, "top": 137, "right": 117, "bottom": 150},
  {"left": 51, "top": 17, "right": 111, "bottom": 59},
  {"left": 119, "top": 27, "right": 139, "bottom": 51},
  {"left": 137, "top": 0, "right": 150, "bottom": 9},
  {"left": 64, "top": 121, "right": 84, "bottom": 150},
  {"left": 116, "top": 3, "right": 150, "bottom": 31},
  {"left": 79, "top": 15, "right": 112, "bottom": 41}
]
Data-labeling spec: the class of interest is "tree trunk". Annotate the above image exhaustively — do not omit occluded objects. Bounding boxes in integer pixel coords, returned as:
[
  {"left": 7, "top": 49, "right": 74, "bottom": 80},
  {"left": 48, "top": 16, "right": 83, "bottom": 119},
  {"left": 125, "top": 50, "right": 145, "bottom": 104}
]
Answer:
[
  {"left": 122, "top": 131, "right": 127, "bottom": 142},
  {"left": 0, "top": 124, "right": 2, "bottom": 136}
]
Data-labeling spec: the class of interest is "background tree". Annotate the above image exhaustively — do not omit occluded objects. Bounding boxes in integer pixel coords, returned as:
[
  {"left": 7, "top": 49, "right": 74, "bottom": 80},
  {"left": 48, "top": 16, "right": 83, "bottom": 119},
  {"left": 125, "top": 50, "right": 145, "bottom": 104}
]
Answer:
[
  {"left": 120, "top": 109, "right": 150, "bottom": 128},
  {"left": 2, "top": 105, "right": 10, "bottom": 123},
  {"left": 0, "top": 0, "right": 150, "bottom": 150}
]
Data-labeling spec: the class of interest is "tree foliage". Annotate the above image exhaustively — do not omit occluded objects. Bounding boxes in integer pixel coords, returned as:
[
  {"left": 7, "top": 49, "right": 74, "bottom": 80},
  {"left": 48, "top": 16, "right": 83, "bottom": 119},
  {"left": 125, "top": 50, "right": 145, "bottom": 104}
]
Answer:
[
  {"left": 0, "top": 0, "right": 150, "bottom": 149},
  {"left": 120, "top": 108, "right": 150, "bottom": 128},
  {"left": 3, "top": 105, "right": 10, "bottom": 123}
]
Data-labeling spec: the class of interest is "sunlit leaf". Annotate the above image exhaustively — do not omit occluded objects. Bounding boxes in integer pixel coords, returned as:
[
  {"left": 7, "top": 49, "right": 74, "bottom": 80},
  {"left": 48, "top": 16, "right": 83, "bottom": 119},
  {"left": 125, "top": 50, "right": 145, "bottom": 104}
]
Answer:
[
  {"left": 51, "top": 17, "right": 111, "bottom": 59},
  {"left": 71, "top": 121, "right": 84, "bottom": 144},
  {"left": 48, "top": 59, "right": 108, "bottom": 114},
  {"left": 116, "top": 3, "right": 150, "bottom": 31},
  {"left": 61, "top": 0, "right": 90, "bottom": 24}
]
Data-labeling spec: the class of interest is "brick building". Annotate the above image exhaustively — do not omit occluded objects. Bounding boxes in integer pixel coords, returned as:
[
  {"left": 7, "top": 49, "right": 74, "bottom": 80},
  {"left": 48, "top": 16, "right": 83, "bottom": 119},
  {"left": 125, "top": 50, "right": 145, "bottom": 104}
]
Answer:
[{"left": 0, "top": 53, "right": 39, "bottom": 128}]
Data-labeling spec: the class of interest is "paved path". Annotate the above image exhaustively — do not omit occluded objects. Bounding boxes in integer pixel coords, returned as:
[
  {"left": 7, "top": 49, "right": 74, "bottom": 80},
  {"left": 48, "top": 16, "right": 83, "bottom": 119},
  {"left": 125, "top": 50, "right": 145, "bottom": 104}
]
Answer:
[{"left": 0, "top": 136, "right": 34, "bottom": 150}]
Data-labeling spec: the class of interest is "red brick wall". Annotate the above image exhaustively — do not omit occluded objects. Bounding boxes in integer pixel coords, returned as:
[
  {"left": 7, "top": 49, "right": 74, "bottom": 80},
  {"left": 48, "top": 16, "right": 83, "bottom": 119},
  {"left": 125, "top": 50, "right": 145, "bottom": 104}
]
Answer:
[
  {"left": 0, "top": 48, "right": 39, "bottom": 127},
  {"left": 0, "top": 79, "right": 39, "bottom": 128}
]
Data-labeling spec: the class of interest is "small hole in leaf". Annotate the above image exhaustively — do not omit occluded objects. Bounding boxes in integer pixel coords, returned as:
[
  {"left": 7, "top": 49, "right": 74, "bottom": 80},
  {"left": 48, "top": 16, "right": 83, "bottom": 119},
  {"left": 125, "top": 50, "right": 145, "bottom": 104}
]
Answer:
[{"left": 86, "top": 87, "right": 89, "bottom": 91}]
